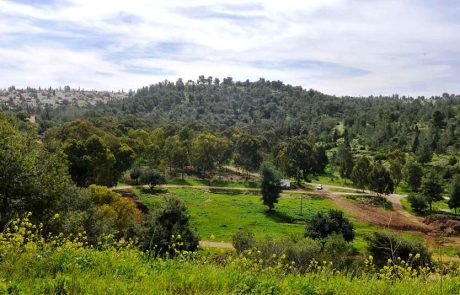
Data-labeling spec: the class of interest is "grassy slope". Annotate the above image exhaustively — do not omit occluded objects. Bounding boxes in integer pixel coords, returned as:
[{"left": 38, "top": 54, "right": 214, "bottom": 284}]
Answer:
[
  {"left": 1, "top": 247, "right": 457, "bottom": 294},
  {"left": 135, "top": 187, "right": 397, "bottom": 253},
  {"left": 136, "top": 188, "right": 337, "bottom": 242}
]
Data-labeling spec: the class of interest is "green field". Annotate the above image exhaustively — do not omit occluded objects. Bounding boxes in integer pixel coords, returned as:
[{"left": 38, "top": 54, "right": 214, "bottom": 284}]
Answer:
[
  {"left": 133, "top": 187, "right": 411, "bottom": 253},
  {"left": 135, "top": 187, "right": 338, "bottom": 242},
  {"left": 166, "top": 178, "right": 259, "bottom": 188}
]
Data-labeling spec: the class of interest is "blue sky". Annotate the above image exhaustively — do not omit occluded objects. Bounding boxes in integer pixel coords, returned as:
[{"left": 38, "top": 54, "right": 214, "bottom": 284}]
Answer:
[{"left": 0, "top": 0, "right": 459, "bottom": 96}]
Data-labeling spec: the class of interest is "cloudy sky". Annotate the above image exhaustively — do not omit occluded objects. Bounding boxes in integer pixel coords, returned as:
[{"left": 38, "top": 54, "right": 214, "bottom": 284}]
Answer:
[{"left": 0, "top": 0, "right": 459, "bottom": 96}]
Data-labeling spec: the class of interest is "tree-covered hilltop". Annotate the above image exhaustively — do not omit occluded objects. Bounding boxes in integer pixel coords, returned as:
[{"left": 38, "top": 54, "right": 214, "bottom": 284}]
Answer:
[{"left": 38, "top": 77, "right": 459, "bottom": 154}]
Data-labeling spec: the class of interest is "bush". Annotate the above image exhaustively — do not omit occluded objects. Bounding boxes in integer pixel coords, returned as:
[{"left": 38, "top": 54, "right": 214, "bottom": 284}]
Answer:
[
  {"left": 140, "top": 169, "right": 166, "bottom": 190},
  {"left": 232, "top": 229, "right": 255, "bottom": 253},
  {"left": 322, "top": 233, "right": 355, "bottom": 268},
  {"left": 407, "top": 194, "right": 428, "bottom": 214},
  {"left": 141, "top": 197, "right": 199, "bottom": 256},
  {"left": 255, "top": 236, "right": 286, "bottom": 260},
  {"left": 130, "top": 168, "right": 141, "bottom": 183},
  {"left": 366, "top": 232, "right": 431, "bottom": 268},
  {"left": 305, "top": 210, "right": 355, "bottom": 242},
  {"left": 284, "top": 238, "right": 321, "bottom": 268}
]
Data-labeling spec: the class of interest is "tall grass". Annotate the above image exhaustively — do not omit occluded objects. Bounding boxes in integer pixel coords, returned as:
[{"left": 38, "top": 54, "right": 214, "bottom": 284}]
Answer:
[{"left": 0, "top": 216, "right": 458, "bottom": 294}]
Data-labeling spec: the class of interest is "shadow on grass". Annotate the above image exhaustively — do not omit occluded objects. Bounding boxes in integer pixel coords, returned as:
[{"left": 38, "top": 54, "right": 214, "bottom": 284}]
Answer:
[
  {"left": 167, "top": 178, "right": 192, "bottom": 186},
  {"left": 209, "top": 188, "right": 244, "bottom": 195},
  {"left": 139, "top": 187, "right": 168, "bottom": 195},
  {"left": 264, "top": 210, "right": 298, "bottom": 224}
]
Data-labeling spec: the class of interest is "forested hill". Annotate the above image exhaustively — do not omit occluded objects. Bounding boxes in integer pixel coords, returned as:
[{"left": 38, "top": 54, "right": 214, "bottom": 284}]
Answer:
[{"left": 40, "top": 77, "right": 460, "bottom": 153}]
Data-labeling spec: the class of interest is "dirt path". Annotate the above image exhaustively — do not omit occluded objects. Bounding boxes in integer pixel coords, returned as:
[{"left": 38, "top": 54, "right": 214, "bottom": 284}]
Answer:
[{"left": 199, "top": 241, "right": 234, "bottom": 249}]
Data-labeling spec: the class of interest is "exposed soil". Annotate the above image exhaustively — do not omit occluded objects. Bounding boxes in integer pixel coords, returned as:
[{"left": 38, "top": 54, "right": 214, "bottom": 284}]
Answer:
[
  {"left": 424, "top": 215, "right": 460, "bottom": 236},
  {"left": 199, "top": 241, "right": 234, "bottom": 249},
  {"left": 323, "top": 192, "right": 433, "bottom": 233}
]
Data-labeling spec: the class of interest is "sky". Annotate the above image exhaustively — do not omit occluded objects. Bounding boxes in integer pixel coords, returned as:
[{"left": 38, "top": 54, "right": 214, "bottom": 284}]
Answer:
[{"left": 0, "top": 0, "right": 459, "bottom": 96}]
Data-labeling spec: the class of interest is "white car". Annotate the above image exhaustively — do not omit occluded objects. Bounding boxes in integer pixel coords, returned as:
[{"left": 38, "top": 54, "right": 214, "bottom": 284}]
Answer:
[{"left": 316, "top": 184, "right": 323, "bottom": 190}]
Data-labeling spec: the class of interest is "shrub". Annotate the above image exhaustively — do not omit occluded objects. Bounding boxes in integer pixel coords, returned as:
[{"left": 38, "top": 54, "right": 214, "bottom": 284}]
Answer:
[
  {"left": 232, "top": 229, "right": 255, "bottom": 253},
  {"left": 284, "top": 238, "right": 321, "bottom": 268},
  {"left": 407, "top": 194, "right": 428, "bottom": 214},
  {"left": 130, "top": 168, "right": 141, "bottom": 183},
  {"left": 366, "top": 232, "right": 431, "bottom": 268},
  {"left": 86, "top": 185, "right": 143, "bottom": 240},
  {"left": 322, "top": 233, "right": 355, "bottom": 268},
  {"left": 305, "top": 210, "right": 355, "bottom": 242},
  {"left": 141, "top": 197, "right": 199, "bottom": 256},
  {"left": 140, "top": 169, "right": 166, "bottom": 190}
]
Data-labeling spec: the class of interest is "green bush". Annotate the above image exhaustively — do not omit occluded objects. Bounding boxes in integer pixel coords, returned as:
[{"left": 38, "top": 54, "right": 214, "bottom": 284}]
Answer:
[
  {"left": 232, "top": 229, "right": 255, "bottom": 253},
  {"left": 305, "top": 210, "right": 355, "bottom": 242},
  {"left": 139, "top": 169, "right": 166, "bottom": 190},
  {"left": 407, "top": 194, "right": 428, "bottom": 214},
  {"left": 284, "top": 238, "right": 321, "bottom": 268},
  {"left": 141, "top": 197, "right": 199, "bottom": 256},
  {"left": 365, "top": 232, "right": 431, "bottom": 268}
]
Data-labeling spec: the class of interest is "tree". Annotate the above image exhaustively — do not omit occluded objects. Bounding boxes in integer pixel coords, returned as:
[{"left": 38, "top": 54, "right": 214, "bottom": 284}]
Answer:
[
  {"left": 259, "top": 162, "right": 282, "bottom": 211},
  {"left": 420, "top": 173, "right": 443, "bottom": 211},
  {"left": 113, "top": 143, "right": 135, "bottom": 180},
  {"left": 130, "top": 168, "right": 141, "bottom": 184},
  {"left": 351, "top": 156, "right": 371, "bottom": 191},
  {"left": 432, "top": 110, "right": 445, "bottom": 129},
  {"left": 233, "top": 133, "right": 262, "bottom": 174},
  {"left": 416, "top": 141, "right": 433, "bottom": 164},
  {"left": 388, "top": 149, "right": 405, "bottom": 187},
  {"left": 404, "top": 162, "right": 423, "bottom": 192},
  {"left": 448, "top": 176, "right": 460, "bottom": 214},
  {"left": 368, "top": 162, "right": 394, "bottom": 195},
  {"left": 140, "top": 169, "right": 166, "bottom": 191},
  {"left": 337, "top": 141, "right": 353, "bottom": 181},
  {"left": 389, "top": 159, "right": 404, "bottom": 188},
  {"left": 64, "top": 135, "right": 116, "bottom": 187},
  {"left": 305, "top": 210, "right": 354, "bottom": 242},
  {"left": 276, "top": 136, "right": 314, "bottom": 183},
  {"left": 0, "top": 115, "right": 76, "bottom": 226},
  {"left": 190, "top": 132, "right": 229, "bottom": 177},
  {"left": 313, "top": 145, "right": 329, "bottom": 173},
  {"left": 407, "top": 193, "right": 429, "bottom": 214},
  {"left": 163, "top": 135, "right": 189, "bottom": 175},
  {"left": 142, "top": 197, "right": 199, "bottom": 256},
  {"left": 411, "top": 125, "right": 420, "bottom": 153}
]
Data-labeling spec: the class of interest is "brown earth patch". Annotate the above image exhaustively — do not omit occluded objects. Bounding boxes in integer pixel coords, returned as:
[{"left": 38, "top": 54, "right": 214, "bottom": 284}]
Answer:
[{"left": 326, "top": 193, "right": 432, "bottom": 233}]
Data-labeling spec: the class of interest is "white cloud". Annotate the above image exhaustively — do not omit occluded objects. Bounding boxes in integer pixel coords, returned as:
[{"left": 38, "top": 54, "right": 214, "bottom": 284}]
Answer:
[{"left": 0, "top": 0, "right": 459, "bottom": 96}]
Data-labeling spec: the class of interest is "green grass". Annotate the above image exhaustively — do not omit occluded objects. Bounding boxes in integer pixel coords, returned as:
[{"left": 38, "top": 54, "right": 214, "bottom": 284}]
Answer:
[
  {"left": 166, "top": 178, "right": 259, "bottom": 188},
  {"left": 309, "top": 174, "right": 355, "bottom": 188},
  {"left": 395, "top": 181, "right": 411, "bottom": 194},
  {"left": 133, "top": 187, "right": 413, "bottom": 254},
  {"left": 135, "top": 188, "right": 338, "bottom": 242},
  {"left": 329, "top": 187, "right": 363, "bottom": 193},
  {"left": 401, "top": 197, "right": 414, "bottom": 214},
  {"left": 1, "top": 246, "right": 457, "bottom": 294}
]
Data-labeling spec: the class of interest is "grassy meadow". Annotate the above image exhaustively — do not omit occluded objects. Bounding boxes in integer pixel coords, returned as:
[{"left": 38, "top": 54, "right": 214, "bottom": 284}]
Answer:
[
  {"left": 1, "top": 245, "right": 458, "bottom": 294},
  {"left": 133, "top": 187, "right": 423, "bottom": 253}
]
